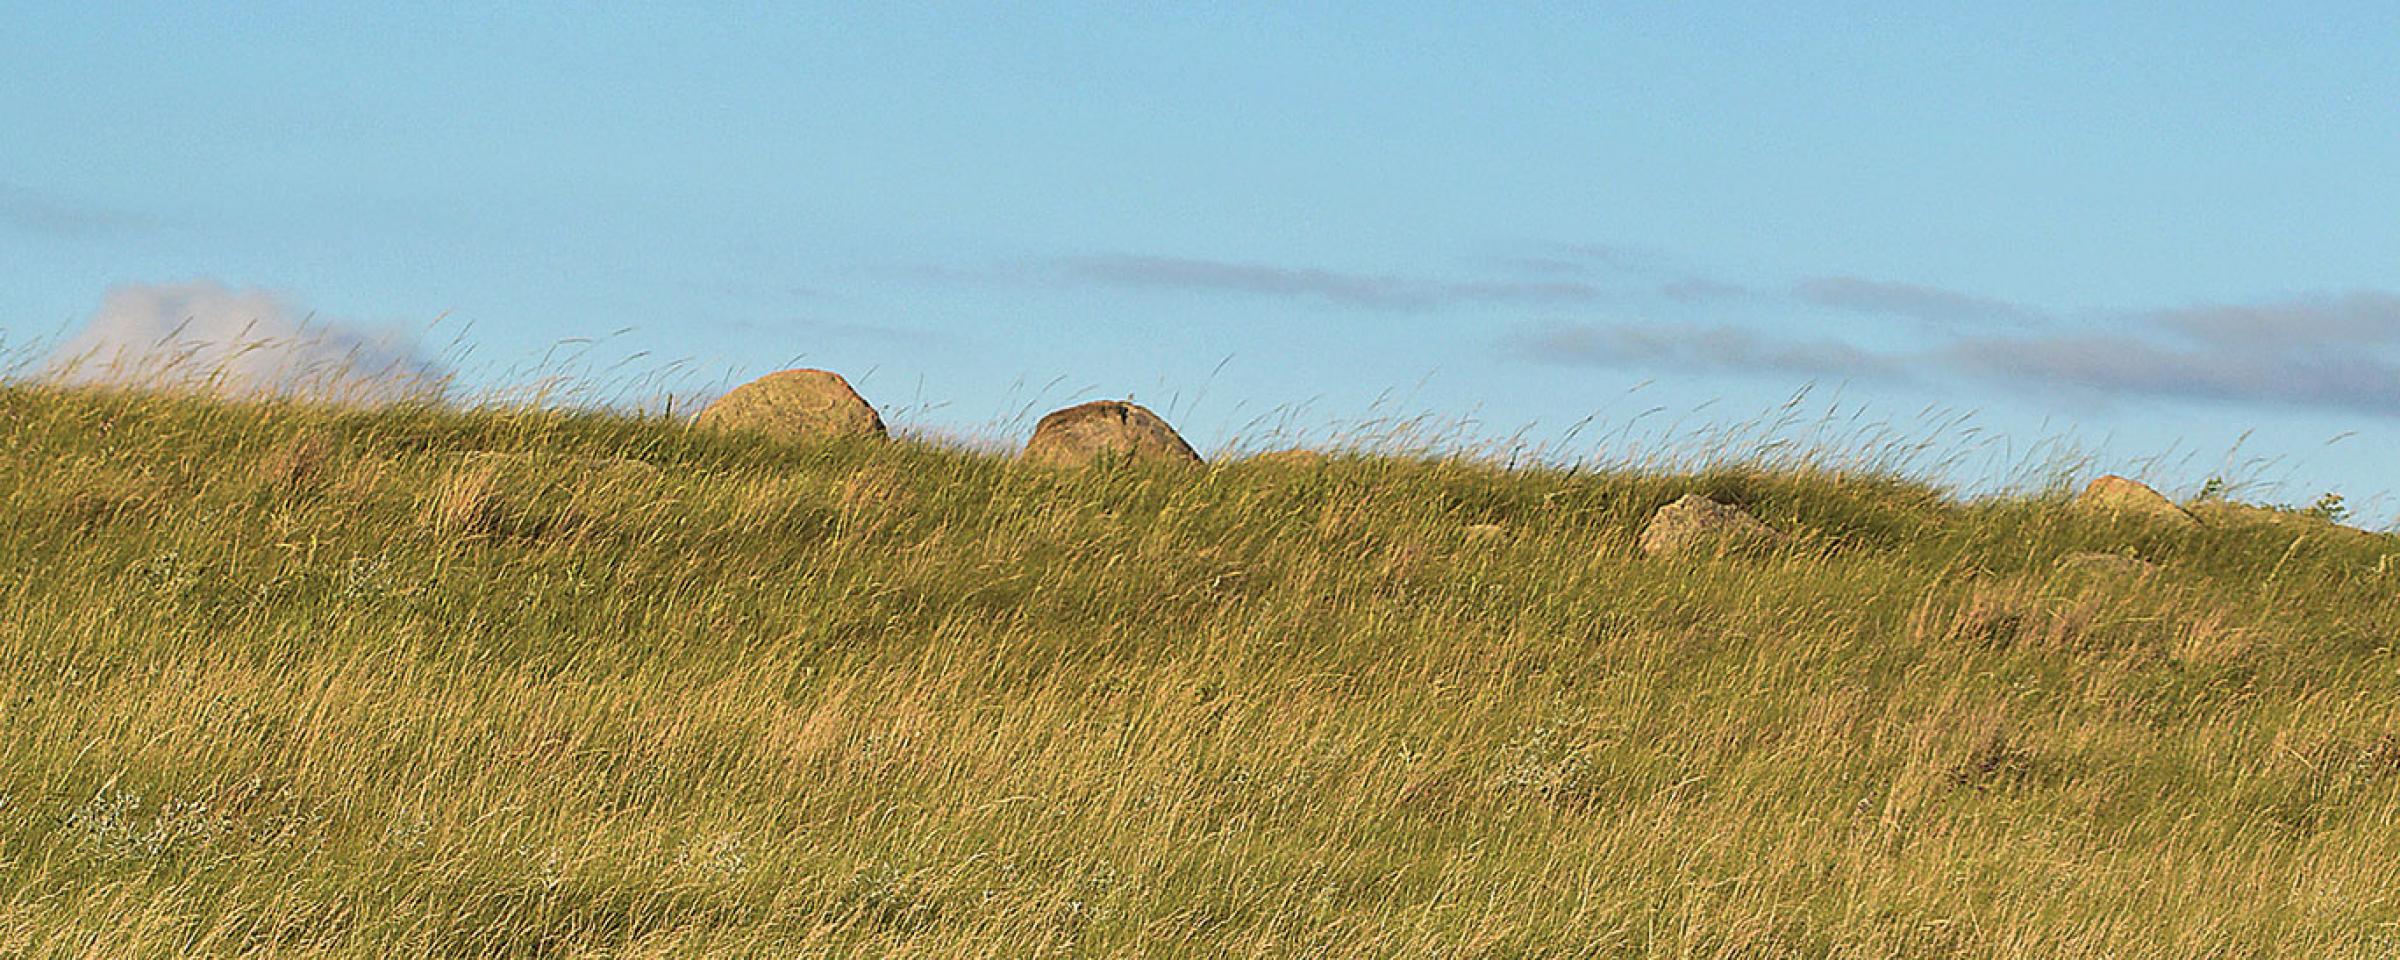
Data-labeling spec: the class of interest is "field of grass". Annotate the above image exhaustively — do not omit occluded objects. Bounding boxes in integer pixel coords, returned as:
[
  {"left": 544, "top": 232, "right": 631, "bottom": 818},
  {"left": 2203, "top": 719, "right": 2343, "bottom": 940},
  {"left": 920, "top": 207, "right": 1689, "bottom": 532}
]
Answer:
[{"left": 2, "top": 382, "right": 2397, "bottom": 957}]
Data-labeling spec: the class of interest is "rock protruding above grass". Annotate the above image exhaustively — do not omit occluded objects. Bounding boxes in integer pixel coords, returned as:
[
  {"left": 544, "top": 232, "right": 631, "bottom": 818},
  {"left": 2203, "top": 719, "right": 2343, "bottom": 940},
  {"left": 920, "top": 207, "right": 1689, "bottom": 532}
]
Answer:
[
  {"left": 695, "top": 369, "right": 886, "bottom": 443},
  {"left": 1639, "top": 494, "right": 1782, "bottom": 557},
  {"left": 2073, "top": 475, "right": 2197, "bottom": 527},
  {"left": 1023, "top": 400, "right": 1202, "bottom": 467}
]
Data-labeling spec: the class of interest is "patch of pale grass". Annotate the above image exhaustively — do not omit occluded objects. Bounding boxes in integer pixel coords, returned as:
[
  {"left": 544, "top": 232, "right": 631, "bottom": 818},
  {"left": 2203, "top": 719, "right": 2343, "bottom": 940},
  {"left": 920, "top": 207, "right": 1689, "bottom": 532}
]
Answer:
[{"left": 422, "top": 461, "right": 507, "bottom": 538}]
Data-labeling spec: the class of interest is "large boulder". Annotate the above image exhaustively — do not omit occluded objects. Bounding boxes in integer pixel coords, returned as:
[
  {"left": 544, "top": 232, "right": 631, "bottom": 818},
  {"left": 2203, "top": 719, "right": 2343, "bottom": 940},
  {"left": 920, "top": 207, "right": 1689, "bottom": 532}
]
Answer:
[
  {"left": 695, "top": 369, "right": 885, "bottom": 443},
  {"left": 2073, "top": 475, "right": 2197, "bottom": 527},
  {"left": 1023, "top": 400, "right": 1202, "bottom": 467},
  {"left": 1638, "top": 494, "right": 1782, "bottom": 558}
]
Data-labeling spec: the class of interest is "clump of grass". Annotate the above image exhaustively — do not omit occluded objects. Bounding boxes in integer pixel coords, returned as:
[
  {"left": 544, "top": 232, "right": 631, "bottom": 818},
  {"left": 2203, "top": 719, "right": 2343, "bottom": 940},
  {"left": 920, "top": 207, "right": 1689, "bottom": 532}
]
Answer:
[
  {"left": 422, "top": 461, "right": 509, "bottom": 538},
  {"left": 258, "top": 431, "right": 334, "bottom": 497}
]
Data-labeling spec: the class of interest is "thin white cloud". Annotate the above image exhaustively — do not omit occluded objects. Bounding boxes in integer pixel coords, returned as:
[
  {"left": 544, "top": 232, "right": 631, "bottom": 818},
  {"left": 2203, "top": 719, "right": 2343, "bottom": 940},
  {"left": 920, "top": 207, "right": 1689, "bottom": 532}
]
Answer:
[{"left": 44, "top": 280, "right": 446, "bottom": 403}]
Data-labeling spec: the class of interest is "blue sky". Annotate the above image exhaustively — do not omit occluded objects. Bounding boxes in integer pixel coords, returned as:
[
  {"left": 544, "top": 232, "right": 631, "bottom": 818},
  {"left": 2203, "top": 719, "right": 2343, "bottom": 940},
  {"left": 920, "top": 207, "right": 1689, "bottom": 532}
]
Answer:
[{"left": 4, "top": 4, "right": 2396, "bottom": 521}]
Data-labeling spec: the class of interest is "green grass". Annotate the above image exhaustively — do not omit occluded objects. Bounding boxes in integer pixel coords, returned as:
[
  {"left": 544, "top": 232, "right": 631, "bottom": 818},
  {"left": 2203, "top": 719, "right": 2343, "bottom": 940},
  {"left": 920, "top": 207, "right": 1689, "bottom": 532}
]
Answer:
[{"left": 2, "top": 382, "right": 2397, "bottom": 957}]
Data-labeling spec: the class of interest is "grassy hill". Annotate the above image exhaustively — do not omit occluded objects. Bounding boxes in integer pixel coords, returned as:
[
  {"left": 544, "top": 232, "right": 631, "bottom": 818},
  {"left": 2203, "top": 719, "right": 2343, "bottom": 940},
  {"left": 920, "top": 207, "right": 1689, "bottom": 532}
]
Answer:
[{"left": 2, "top": 383, "right": 2396, "bottom": 957}]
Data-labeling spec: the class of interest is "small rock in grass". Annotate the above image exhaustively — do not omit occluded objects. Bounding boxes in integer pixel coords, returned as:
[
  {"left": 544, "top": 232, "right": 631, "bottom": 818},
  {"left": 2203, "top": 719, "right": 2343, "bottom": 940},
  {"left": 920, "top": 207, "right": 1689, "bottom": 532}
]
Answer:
[{"left": 1638, "top": 494, "right": 1782, "bottom": 558}]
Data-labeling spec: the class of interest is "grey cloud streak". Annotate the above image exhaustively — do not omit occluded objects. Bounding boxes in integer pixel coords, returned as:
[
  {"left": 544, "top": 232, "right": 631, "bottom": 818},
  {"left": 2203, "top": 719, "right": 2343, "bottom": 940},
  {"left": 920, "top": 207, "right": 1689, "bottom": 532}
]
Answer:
[
  {"left": 1029, "top": 248, "right": 2026, "bottom": 327},
  {"left": 1659, "top": 278, "right": 1762, "bottom": 303},
  {"left": 1054, "top": 254, "right": 1607, "bottom": 310},
  {"left": 1522, "top": 290, "right": 2400, "bottom": 417},
  {"left": 1516, "top": 322, "right": 1900, "bottom": 380},
  {"left": 1496, "top": 246, "right": 2035, "bottom": 324},
  {"left": 1512, "top": 248, "right": 2040, "bottom": 329},
  {"left": 1948, "top": 331, "right": 2400, "bottom": 414},
  {"left": 1491, "top": 242, "right": 1662, "bottom": 279},
  {"left": 0, "top": 184, "right": 164, "bottom": 239},
  {"left": 1496, "top": 243, "right": 1760, "bottom": 304},
  {"left": 1038, "top": 247, "right": 2397, "bottom": 416},
  {"left": 2144, "top": 290, "right": 2400, "bottom": 347},
  {"left": 1793, "top": 276, "right": 2040, "bottom": 327}
]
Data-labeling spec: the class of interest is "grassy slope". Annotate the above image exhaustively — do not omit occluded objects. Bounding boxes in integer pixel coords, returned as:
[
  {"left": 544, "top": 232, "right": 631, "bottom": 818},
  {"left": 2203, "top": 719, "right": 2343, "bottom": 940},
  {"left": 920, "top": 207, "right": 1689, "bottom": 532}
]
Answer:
[{"left": 1, "top": 383, "right": 2397, "bottom": 958}]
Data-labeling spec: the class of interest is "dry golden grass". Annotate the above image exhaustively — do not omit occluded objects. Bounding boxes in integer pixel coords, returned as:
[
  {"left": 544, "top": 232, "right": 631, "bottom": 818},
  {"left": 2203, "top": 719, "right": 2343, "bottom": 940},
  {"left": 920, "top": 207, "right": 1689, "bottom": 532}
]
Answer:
[
  {"left": 422, "top": 461, "right": 509, "bottom": 538},
  {"left": 258, "top": 431, "right": 335, "bottom": 497},
  {"left": 0, "top": 383, "right": 2396, "bottom": 957}
]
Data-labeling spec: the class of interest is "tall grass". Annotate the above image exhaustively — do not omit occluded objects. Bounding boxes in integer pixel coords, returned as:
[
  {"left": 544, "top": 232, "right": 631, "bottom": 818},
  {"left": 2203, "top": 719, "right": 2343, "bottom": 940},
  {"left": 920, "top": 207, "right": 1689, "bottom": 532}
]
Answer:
[{"left": 1, "top": 381, "right": 2396, "bottom": 957}]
